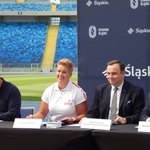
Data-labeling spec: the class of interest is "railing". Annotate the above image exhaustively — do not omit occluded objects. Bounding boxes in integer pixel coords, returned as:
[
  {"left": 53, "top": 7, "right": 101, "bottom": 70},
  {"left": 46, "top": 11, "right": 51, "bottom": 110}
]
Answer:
[{"left": 0, "top": 63, "right": 78, "bottom": 73}]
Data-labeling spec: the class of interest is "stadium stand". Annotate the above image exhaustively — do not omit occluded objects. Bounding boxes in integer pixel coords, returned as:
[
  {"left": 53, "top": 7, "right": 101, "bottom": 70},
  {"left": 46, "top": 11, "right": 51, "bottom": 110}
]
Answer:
[
  {"left": 0, "top": 22, "right": 77, "bottom": 65},
  {"left": 0, "top": 4, "right": 51, "bottom": 11},
  {"left": 55, "top": 22, "right": 77, "bottom": 64},
  {"left": 0, "top": 22, "right": 48, "bottom": 63},
  {"left": 0, "top": 0, "right": 77, "bottom": 71},
  {"left": 57, "top": 4, "right": 77, "bottom": 11}
]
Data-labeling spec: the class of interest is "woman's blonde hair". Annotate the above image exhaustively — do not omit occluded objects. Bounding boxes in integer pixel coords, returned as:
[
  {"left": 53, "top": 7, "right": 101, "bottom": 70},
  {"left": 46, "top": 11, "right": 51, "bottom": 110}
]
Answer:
[{"left": 57, "top": 58, "right": 74, "bottom": 72}]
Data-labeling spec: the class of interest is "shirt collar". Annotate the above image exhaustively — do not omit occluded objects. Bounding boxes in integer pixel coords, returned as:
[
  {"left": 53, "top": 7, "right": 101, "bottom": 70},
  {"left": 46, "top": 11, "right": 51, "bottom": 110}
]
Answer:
[
  {"left": 55, "top": 80, "right": 71, "bottom": 91},
  {"left": 111, "top": 82, "right": 124, "bottom": 91}
]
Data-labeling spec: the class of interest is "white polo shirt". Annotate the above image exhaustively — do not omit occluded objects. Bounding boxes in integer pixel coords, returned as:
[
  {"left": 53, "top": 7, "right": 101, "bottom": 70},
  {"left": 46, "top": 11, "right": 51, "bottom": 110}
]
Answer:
[{"left": 42, "top": 80, "right": 87, "bottom": 121}]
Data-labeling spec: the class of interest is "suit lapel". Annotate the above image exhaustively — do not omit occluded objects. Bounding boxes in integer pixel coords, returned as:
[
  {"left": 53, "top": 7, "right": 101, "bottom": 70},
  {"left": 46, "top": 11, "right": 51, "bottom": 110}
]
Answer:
[
  {"left": 105, "top": 85, "right": 111, "bottom": 115},
  {"left": 119, "top": 81, "right": 128, "bottom": 108}
]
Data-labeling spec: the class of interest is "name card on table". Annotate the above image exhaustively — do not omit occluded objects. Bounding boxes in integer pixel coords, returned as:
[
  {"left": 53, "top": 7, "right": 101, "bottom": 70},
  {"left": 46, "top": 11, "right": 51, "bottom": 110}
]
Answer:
[
  {"left": 80, "top": 118, "right": 111, "bottom": 130},
  {"left": 138, "top": 121, "right": 150, "bottom": 132},
  {"left": 13, "top": 118, "right": 42, "bottom": 129}
]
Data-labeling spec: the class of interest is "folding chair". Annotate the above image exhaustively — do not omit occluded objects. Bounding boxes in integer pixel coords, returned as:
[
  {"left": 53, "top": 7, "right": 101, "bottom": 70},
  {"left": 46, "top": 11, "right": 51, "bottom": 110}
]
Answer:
[{"left": 20, "top": 107, "right": 35, "bottom": 118}]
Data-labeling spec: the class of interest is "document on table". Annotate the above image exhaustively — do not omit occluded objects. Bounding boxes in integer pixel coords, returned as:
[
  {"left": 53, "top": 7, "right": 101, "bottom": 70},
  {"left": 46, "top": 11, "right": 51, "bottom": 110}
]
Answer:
[{"left": 66, "top": 123, "right": 81, "bottom": 126}]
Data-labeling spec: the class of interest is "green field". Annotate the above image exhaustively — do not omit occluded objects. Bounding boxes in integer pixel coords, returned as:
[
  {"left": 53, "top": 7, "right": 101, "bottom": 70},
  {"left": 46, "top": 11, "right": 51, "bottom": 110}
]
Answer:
[{"left": 1, "top": 74, "right": 77, "bottom": 101}]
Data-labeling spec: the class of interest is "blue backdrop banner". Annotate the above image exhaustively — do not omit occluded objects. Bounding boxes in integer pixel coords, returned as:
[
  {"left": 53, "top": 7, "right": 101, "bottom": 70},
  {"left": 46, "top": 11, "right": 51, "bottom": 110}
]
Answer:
[{"left": 78, "top": 0, "right": 150, "bottom": 109}]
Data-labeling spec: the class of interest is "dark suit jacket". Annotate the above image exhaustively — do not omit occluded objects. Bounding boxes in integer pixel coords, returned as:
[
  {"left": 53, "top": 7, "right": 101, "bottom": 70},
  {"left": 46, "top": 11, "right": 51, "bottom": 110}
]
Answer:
[
  {"left": 87, "top": 80, "right": 145, "bottom": 124},
  {"left": 140, "top": 98, "right": 150, "bottom": 121}
]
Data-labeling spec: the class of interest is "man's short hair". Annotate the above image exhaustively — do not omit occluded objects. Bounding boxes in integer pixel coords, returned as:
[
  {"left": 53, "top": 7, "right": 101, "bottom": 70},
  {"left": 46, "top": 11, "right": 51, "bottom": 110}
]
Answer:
[{"left": 107, "top": 60, "right": 125, "bottom": 71}]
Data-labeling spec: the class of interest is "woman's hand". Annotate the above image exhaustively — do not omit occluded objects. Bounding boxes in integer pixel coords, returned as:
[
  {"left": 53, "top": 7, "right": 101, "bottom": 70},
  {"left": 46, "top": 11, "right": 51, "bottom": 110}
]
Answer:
[
  {"left": 61, "top": 118, "right": 76, "bottom": 124},
  {"left": 26, "top": 114, "right": 34, "bottom": 118}
]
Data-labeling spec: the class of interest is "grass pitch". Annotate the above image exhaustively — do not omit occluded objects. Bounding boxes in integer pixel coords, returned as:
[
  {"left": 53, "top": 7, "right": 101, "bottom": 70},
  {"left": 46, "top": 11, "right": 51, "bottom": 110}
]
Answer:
[{"left": 1, "top": 74, "right": 77, "bottom": 101}]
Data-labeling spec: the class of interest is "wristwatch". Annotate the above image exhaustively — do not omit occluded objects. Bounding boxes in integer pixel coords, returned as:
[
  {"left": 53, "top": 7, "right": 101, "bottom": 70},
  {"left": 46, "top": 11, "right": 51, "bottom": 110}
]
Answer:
[{"left": 72, "top": 117, "right": 76, "bottom": 123}]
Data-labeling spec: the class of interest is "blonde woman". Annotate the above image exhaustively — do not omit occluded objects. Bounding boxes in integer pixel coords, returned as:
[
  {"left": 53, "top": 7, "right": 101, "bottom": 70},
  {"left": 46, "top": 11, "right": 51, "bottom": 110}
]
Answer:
[{"left": 27, "top": 58, "right": 87, "bottom": 124}]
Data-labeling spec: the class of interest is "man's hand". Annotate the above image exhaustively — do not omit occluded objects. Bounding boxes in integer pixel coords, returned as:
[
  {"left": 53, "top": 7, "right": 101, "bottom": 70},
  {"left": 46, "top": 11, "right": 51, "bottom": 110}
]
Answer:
[
  {"left": 146, "top": 118, "right": 150, "bottom": 122},
  {"left": 114, "top": 116, "right": 126, "bottom": 125}
]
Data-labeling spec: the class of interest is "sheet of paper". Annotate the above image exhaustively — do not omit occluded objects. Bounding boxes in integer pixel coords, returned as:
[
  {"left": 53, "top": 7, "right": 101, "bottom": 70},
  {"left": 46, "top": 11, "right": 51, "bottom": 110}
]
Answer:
[{"left": 66, "top": 124, "right": 81, "bottom": 127}]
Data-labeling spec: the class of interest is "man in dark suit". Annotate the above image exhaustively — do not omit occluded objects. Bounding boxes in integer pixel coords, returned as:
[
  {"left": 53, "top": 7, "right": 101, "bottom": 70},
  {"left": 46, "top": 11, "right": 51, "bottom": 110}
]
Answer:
[
  {"left": 0, "top": 77, "right": 21, "bottom": 121},
  {"left": 86, "top": 60, "right": 145, "bottom": 124}
]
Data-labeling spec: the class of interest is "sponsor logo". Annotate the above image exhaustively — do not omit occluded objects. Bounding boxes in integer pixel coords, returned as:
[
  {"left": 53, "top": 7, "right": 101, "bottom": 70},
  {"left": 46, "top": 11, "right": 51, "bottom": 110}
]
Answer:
[
  {"left": 86, "top": 0, "right": 93, "bottom": 6},
  {"left": 128, "top": 28, "right": 134, "bottom": 34},
  {"left": 130, "top": 0, "right": 150, "bottom": 9},
  {"left": 86, "top": 0, "right": 110, "bottom": 7},
  {"left": 94, "top": 0, "right": 109, "bottom": 6},
  {"left": 64, "top": 100, "right": 73, "bottom": 105},
  {"left": 128, "top": 28, "right": 150, "bottom": 34},
  {"left": 141, "top": 0, "right": 150, "bottom": 6},
  {"left": 136, "top": 28, "right": 150, "bottom": 34},
  {"left": 98, "top": 28, "right": 109, "bottom": 36},
  {"left": 89, "top": 26, "right": 109, "bottom": 38},
  {"left": 130, "top": 0, "right": 139, "bottom": 9},
  {"left": 89, "top": 25, "right": 97, "bottom": 38}
]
